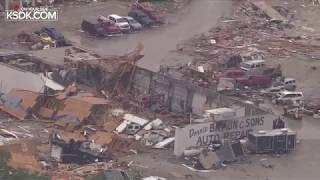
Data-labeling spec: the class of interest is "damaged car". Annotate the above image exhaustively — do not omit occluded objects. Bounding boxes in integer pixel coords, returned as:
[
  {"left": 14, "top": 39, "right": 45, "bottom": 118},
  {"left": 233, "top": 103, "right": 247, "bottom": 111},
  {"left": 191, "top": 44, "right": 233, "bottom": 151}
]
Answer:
[
  {"left": 128, "top": 10, "right": 155, "bottom": 27},
  {"left": 34, "top": 27, "right": 71, "bottom": 47},
  {"left": 235, "top": 74, "right": 272, "bottom": 88}
]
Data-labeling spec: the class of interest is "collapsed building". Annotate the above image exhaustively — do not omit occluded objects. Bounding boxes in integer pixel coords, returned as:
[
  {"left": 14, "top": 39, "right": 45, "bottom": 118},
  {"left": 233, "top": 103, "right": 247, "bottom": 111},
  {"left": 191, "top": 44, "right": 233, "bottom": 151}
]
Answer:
[
  {"left": 0, "top": 44, "right": 274, "bottom": 124},
  {"left": 0, "top": 43, "right": 282, "bottom": 175}
]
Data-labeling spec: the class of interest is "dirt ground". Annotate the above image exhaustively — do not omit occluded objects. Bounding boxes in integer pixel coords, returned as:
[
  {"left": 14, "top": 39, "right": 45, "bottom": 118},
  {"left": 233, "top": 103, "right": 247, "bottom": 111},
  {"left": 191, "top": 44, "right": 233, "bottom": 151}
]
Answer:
[{"left": 266, "top": 0, "right": 320, "bottom": 100}]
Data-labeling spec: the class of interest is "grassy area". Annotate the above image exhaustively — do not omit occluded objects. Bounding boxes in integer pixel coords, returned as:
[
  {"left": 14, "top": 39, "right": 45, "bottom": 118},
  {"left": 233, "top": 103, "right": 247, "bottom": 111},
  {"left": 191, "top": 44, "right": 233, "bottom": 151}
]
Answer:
[
  {"left": 0, "top": 149, "right": 49, "bottom": 180},
  {"left": 0, "top": 166, "right": 49, "bottom": 180}
]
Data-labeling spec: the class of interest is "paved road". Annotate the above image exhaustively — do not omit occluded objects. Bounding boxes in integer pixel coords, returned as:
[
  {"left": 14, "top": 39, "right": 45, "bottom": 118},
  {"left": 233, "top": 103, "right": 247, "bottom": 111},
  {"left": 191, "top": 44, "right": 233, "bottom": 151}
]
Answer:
[{"left": 69, "top": 0, "right": 233, "bottom": 71}]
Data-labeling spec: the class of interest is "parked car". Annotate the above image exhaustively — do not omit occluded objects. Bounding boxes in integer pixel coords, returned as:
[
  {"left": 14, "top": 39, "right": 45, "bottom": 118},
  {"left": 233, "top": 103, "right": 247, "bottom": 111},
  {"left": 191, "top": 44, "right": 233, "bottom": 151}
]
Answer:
[
  {"left": 97, "top": 15, "right": 122, "bottom": 34},
  {"left": 235, "top": 75, "right": 272, "bottom": 88},
  {"left": 81, "top": 19, "right": 106, "bottom": 37},
  {"left": 123, "top": 16, "right": 142, "bottom": 31},
  {"left": 272, "top": 91, "right": 303, "bottom": 104},
  {"left": 107, "top": 14, "right": 131, "bottom": 32},
  {"left": 128, "top": 10, "right": 154, "bottom": 27}
]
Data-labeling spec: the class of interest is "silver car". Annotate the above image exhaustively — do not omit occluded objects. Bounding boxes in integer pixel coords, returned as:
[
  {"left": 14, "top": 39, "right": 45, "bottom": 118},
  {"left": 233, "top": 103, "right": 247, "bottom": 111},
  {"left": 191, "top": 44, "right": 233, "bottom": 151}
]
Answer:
[{"left": 123, "top": 16, "right": 143, "bottom": 31}]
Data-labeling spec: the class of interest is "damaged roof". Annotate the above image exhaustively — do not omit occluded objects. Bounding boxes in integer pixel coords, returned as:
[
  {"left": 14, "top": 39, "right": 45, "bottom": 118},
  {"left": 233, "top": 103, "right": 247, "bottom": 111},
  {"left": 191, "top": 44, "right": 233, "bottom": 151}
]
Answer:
[
  {"left": 0, "top": 89, "right": 40, "bottom": 120},
  {"left": 57, "top": 95, "right": 109, "bottom": 121}
]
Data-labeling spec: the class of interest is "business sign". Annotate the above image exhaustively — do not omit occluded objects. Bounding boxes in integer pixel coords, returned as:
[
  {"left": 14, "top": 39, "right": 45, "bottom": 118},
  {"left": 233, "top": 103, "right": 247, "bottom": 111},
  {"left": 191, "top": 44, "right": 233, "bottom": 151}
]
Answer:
[
  {"left": 4, "top": 1, "right": 58, "bottom": 21},
  {"left": 174, "top": 114, "right": 274, "bottom": 156}
]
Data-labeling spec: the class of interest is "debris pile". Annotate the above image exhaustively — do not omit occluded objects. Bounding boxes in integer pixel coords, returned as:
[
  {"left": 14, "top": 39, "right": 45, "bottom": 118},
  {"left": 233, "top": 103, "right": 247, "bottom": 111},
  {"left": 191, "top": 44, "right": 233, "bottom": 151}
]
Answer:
[
  {"left": 17, "top": 27, "right": 71, "bottom": 50},
  {"left": 0, "top": 84, "right": 176, "bottom": 177},
  {"left": 176, "top": 0, "right": 320, "bottom": 74}
]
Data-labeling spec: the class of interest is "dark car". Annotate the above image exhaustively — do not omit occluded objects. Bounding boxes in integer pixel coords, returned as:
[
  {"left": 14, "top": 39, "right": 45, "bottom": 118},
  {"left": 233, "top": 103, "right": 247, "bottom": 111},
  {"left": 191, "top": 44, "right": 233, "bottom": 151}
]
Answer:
[
  {"left": 36, "top": 27, "right": 70, "bottom": 47},
  {"left": 81, "top": 19, "right": 106, "bottom": 37},
  {"left": 128, "top": 10, "right": 154, "bottom": 27}
]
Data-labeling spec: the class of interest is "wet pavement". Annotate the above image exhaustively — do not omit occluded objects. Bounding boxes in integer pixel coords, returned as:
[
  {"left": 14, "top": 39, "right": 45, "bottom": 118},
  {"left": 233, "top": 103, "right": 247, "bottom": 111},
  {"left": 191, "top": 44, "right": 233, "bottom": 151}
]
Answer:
[{"left": 67, "top": 0, "right": 233, "bottom": 72}]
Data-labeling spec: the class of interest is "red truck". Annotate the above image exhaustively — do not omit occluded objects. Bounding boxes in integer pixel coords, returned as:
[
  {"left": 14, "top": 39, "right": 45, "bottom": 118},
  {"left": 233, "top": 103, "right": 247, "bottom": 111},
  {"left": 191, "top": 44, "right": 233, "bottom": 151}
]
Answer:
[
  {"left": 222, "top": 69, "right": 246, "bottom": 79},
  {"left": 132, "top": 2, "right": 165, "bottom": 24},
  {"left": 235, "top": 75, "right": 272, "bottom": 88},
  {"left": 97, "top": 15, "right": 122, "bottom": 34}
]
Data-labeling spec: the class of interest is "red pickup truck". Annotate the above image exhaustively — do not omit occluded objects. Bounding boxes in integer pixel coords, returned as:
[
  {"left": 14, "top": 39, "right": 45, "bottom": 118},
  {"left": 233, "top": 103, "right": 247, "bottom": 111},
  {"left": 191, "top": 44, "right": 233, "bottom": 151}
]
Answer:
[
  {"left": 235, "top": 75, "right": 272, "bottom": 88},
  {"left": 223, "top": 69, "right": 246, "bottom": 79}
]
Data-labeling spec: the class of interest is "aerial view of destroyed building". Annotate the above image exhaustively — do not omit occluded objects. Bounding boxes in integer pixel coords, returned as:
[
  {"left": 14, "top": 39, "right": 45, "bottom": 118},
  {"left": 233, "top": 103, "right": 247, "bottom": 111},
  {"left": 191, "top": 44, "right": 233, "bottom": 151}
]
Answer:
[{"left": 0, "top": 0, "right": 320, "bottom": 179}]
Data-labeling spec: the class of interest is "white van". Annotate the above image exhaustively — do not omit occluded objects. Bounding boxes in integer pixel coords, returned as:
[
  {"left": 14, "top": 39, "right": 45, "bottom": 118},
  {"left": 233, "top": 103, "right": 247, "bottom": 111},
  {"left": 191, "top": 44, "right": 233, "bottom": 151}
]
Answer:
[
  {"left": 283, "top": 78, "right": 296, "bottom": 90},
  {"left": 240, "top": 60, "right": 266, "bottom": 74},
  {"left": 273, "top": 91, "right": 303, "bottom": 104}
]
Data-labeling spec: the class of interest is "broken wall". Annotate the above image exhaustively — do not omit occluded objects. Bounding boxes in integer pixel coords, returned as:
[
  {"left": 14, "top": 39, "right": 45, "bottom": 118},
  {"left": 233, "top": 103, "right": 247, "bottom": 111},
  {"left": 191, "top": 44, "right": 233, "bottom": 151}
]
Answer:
[{"left": 131, "top": 66, "right": 265, "bottom": 116}]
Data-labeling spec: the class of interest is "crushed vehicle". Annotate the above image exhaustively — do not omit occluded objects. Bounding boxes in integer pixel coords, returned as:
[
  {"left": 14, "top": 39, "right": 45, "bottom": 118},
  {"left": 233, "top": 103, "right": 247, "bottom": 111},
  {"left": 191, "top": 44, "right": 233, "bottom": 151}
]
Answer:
[
  {"left": 132, "top": 2, "right": 165, "bottom": 24},
  {"left": 17, "top": 27, "right": 71, "bottom": 50},
  {"left": 240, "top": 60, "right": 266, "bottom": 74},
  {"left": 218, "top": 69, "right": 246, "bottom": 79},
  {"left": 260, "top": 86, "right": 285, "bottom": 97},
  {"left": 107, "top": 14, "right": 131, "bottom": 32},
  {"left": 51, "top": 132, "right": 112, "bottom": 164},
  {"left": 240, "top": 60, "right": 281, "bottom": 78},
  {"left": 261, "top": 78, "right": 296, "bottom": 96},
  {"left": 34, "top": 27, "right": 71, "bottom": 47},
  {"left": 304, "top": 98, "right": 320, "bottom": 115},
  {"left": 128, "top": 10, "right": 155, "bottom": 27},
  {"left": 272, "top": 77, "right": 297, "bottom": 90},
  {"left": 235, "top": 74, "right": 272, "bottom": 88},
  {"left": 272, "top": 91, "right": 303, "bottom": 105},
  {"left": 283, "top": 104, "right": 304, "bottom": 120},
  {"left": 123, "top": 16, "right": 143, "bottom": 31}
]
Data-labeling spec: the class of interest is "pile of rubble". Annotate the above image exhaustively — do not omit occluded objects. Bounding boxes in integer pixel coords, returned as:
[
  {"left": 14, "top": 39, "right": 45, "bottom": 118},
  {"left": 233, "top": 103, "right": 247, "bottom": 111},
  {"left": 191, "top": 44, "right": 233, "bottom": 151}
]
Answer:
[
  {"left": 0, "top": 83, "right": 177, "bottom": 177},
  {"left": 17, "top": 27, "right": 71, "bottom": 50},
  {"left": 0, "top": 2, "right": 312, "bottom": 178},
  {"left": 177, "top": 0, "right": 320, "bottom": 70},
  {"left": 165, "top": 0, "right": 320, "bottom": 119}
]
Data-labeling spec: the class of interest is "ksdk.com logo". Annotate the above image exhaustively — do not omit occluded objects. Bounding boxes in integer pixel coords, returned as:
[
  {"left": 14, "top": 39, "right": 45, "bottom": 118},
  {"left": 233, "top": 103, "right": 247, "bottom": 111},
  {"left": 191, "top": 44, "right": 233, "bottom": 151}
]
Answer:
[{"left": 4, "top": 0, "right": 58, "bottom": 21}]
